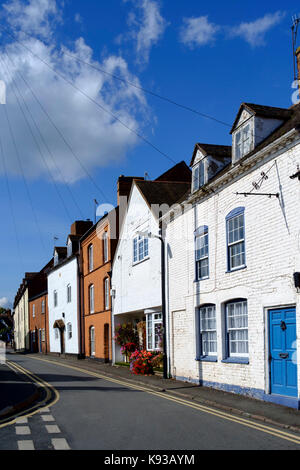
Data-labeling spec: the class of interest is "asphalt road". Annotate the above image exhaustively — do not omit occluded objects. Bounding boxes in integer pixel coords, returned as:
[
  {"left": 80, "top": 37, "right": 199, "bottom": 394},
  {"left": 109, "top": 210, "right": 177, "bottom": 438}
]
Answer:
[{"left": 1, "top": 353, "right": 300, "bottom": 450}]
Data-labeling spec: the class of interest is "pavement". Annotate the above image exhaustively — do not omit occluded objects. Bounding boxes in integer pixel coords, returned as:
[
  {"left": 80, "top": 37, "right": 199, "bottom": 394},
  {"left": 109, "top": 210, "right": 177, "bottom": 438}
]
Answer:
[
  {"left": 6, "top": 351, "right": 299, "bottom": 434},
  {"left": 0, "top": 361, "right": 40, "bottom": 420}
]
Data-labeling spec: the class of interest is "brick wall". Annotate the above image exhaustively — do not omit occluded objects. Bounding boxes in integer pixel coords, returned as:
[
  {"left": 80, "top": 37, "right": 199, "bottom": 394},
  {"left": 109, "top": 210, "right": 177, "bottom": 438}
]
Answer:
[{"left": 166, "top": 137, "right": 300, "bottom": 399}]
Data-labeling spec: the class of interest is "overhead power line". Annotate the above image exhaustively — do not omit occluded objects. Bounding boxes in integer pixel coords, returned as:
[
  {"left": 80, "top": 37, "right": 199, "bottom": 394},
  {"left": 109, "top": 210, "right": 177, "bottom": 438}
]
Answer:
[
  {"left": 0, "top": 26, "right": 176, "bottom": 165},
  {"left": 0, "top": 55, "right": 74, "bottom": 226},
  {"left": 0, "top": 113, "right": 25, "bottom": 273},
  {"left": 5, "top": 25, "right": 232, "bottom": 129},
  {"left": 3, "top": 52, "right": 85, "bottom": 220}
]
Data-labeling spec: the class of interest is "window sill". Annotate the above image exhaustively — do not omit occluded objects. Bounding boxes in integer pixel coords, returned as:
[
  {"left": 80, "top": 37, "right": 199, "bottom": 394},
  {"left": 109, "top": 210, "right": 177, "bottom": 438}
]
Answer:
[
  {"left": 221, "top": 357, "right": 249, "bottom": 364},
  {"left": 226, "top": 265, "right": 247, "bottom": 274},
  {"left": 132, "top": 256, "right": 150, "bottom": 267},
  {"left": 196, "top": 356, "right": 217, "bottom": 362},
  {"left": 194, "top": 276, "right": 209, "bottom": 283}
]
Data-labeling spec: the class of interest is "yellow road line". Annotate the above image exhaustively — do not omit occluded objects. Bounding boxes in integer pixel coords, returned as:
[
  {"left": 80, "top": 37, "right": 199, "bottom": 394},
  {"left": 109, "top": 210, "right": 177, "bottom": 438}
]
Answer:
[
  {"left": 0, "top": 361, "right": 59, "bottom": 429},
  {"left": 21, "top": 355, "right": 300, "bottom": 446}
]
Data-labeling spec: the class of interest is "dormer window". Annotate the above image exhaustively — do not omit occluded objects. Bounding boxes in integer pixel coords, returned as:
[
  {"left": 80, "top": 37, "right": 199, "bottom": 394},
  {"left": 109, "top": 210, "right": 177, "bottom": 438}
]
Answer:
[
  {"left": 54, "top": 251, "right": 59, "bottom": 266},
  {"left": 192, "top": 160, "right": 205, "bottom": 193},
  {"left": 234, "top": 122, "right": 252, "bottom": 162}
]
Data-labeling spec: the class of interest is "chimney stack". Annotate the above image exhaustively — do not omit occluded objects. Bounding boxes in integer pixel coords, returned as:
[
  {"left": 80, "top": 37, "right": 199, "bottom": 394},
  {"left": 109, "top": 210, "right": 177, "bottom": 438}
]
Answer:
[{"left": 117, "top": 175, "right": 144, "bottom": 206}]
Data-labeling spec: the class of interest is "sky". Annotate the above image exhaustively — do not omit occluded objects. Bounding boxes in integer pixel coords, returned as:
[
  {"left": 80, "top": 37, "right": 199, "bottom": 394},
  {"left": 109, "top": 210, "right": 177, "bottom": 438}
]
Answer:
[{"left": 0, "top": 0, "right": 299, "bottom": 308}]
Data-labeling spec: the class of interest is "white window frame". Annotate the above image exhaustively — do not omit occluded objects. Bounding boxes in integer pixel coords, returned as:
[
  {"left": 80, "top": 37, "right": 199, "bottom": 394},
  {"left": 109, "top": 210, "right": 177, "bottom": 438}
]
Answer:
[
  {"left": 67, "top": 322, "right": 72, "bottom": 340},
  {"left": 67, "top": 239, "right": 73, "bottom": 257},
  {"left": 90, "top": 326, "right": 95, "bottom": 357},
  {"left": 226, "top": 300, "right": 248, "bottom": 358},
  {"left": 103, "top": 232, "right": 109, "bottom": 263},
  {"left": 54, "top": 291, "right": 58, "bottom": 308},
  {"left": 192, "top": 160, "right": 205, "bottom": 193},
  {"left": 67, "top": 284, "right": 72, "bottom": 303},
  {"left": 104, "top": 278, "right": 110, "bottom": 310},
  {"left": 199, "top": 305, "right": 217, "bottom": 356},
  {"left": 41, "top": 300, "right": 45, "bottom": 314},
  {"left": 89, "top": 284, "right": 95, "bottom": 314},
  {"left": 133, "top": 236, "right": 149, "bottom": 264},
  {"left": 227, "top": 213, "right": 245, "bottom": 271},
  {"left": 195, "top": 230, "right": 209, "bottom": 280},
  {"left": 32, "top": 304, "right": 35, "bottom": 318},
  {"left": 234, "top": 122, "right": 252, "bottom": 161},
  {"left": 42, "top": 329, "right": 45, "bottom": 342},
  {"left": 146, "top": 313, "right": 162, "bottom": 351},
  {"left": 88, "top": 244, "right": 94, "bottom": 272}
]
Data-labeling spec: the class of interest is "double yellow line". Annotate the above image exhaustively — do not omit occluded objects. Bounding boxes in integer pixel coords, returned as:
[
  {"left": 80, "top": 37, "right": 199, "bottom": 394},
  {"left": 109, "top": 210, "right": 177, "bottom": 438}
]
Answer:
[
  {"left": 28, "top": 355, "right": 300, "bottom": 446},
  {"left": 0, "top": 360, "right": 59, "bottom": 429}
]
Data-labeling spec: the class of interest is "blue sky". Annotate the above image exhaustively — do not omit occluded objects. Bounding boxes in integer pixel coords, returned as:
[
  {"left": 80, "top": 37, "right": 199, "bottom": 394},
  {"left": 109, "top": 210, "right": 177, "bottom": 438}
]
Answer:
[{"left": 0, "top": 0, "right": 299, "bottom": 307}]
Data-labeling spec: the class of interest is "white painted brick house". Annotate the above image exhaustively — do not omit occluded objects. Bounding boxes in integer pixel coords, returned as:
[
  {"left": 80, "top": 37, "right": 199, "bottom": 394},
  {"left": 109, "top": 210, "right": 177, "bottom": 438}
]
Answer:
[
  {"left": 165, "top": 102, "right": 300, "bottom": 409},
  {"left": 111, "top": 163, "right": 191, "bottom": 363}
]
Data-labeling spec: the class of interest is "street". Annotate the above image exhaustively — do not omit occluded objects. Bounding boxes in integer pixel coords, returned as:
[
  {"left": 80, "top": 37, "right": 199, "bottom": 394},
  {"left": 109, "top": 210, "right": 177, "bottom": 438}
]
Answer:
[{"left": 0, "top": 353, "right": 300, "bottom": 450}]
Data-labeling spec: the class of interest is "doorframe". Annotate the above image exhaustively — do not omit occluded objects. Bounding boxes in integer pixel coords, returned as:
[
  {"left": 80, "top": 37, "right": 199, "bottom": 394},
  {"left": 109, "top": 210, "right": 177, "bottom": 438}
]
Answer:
[{"left": 264, "top": 303, "right": 297, "bottom": 397}]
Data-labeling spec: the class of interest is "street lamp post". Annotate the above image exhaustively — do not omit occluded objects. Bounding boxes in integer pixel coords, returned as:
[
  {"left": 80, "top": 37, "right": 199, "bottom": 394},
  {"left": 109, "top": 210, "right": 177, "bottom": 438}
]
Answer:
[{"left": 137, "top": 230, "right": 168, "bottom": 379}]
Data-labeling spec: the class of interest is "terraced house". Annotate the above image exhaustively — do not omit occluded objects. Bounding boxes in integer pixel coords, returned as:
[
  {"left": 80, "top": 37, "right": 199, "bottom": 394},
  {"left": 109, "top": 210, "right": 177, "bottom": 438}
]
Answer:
[
  {"left": 29, "top": 259, "right": 53, "bottom": 354},
  {"left": 112, "top": 162, "right": 191, "bottom": 363},
  {"left": 80, "top": 205, "right": 120, "bottom": 362},
  {"left": 47, "top": 220, "right": 93, "bottom": 357},
  {"left": 165, "top": 101, "right": 300, "bottom": 409}
]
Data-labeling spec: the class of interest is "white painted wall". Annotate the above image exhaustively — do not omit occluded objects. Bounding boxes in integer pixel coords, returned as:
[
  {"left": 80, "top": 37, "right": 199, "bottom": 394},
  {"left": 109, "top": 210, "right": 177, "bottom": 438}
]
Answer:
[
  {"left": 166, "top": 136, "right": 300, "bottom": 399},
  {"left": 48, "top": 257, "right": 79, "bottom": 355},
  {"left": 14, "top": 289, "right": 29, "bottom": 351},
  {"left": 112, "top": 184, "right": 162, "bottom": 316}
]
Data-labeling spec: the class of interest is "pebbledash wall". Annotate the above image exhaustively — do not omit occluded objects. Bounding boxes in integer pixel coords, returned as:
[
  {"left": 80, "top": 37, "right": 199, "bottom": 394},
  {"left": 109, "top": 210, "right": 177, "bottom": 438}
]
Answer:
[
  {"left": 165, "top": 134, "right": 300, "bottom": 408},
  {"left": 48, "top": 257, "right": 79, "bottom": 355}
]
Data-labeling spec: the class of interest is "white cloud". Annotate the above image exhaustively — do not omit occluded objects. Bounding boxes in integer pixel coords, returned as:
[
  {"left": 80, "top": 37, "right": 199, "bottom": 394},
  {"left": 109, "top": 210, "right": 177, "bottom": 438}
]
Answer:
[
  {"left": 179, "top": 16, "right": 219, "bottom": 48},
  {"left": 123, "top": 0, "right": 168, "bottom": 64},
  {"left": 230, "top": 11, "right": 285, "bottom": 47},
  {"left": 0, "top": 297, "right": 11, "bottom": 309},
  {"left": 2, "top": 0, "right": 61, "bottom": 38},
  {"left": 0, "top": 0, "right": 150, "bottom": 184}
]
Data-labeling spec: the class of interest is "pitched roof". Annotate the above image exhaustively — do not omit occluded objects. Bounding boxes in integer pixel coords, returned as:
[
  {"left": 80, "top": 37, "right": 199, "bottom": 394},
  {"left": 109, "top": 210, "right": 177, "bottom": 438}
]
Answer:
[
  {"left": 236, "top": 102, "right": 300, "bottom": 162},
  {"left": 190, "top": 143, "right": 232, "bottom": 166},
  {"left": 230, "top": 102, "right": 291, "bottom": 134},
  {"left": 135, "top": 180, "right": 191, "bottom": 216},
  {"left": 54, "top": 247, "right": 67, "bottom": 257},
  {"left": 155, "top": 161, "right": 191, "bottom": 182}
]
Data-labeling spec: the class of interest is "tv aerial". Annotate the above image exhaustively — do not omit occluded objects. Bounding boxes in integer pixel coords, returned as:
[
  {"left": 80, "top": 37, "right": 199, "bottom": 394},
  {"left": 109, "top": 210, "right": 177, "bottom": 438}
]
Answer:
[{"left": 292, "top": 14, "right": 300, "bottom": 80}]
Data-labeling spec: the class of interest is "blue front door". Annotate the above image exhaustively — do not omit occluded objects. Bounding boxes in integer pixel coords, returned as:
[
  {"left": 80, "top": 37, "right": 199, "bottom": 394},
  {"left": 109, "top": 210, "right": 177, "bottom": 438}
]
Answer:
[{"left": 269, "top": 308, "right": 298, "bottom": 397}]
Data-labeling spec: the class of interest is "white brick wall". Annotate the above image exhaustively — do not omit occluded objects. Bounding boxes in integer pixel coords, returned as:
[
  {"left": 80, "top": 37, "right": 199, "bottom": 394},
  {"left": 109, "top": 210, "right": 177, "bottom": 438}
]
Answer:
[{"left": 166, "top": 136, "right": 300, "bottom": 401}]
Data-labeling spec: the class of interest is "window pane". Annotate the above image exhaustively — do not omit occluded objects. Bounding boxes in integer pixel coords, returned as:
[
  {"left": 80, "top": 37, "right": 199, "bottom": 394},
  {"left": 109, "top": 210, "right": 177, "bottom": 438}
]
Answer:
[
  {"left": 226, "top": 301, "right": 248, "bottom": 356},
  {"left": 193, "top": 166, "right": 199, "bottom": 192},
  {"left": 133, "top": 238, "right": 138, "bottom": 262},
  {"left": 199, "top": 306, "right": 217, "bottom": 355}
]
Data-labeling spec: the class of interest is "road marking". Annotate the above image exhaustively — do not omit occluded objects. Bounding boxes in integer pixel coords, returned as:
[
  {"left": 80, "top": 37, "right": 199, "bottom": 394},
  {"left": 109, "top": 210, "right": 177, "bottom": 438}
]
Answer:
[
  {"left": 15, "top": 417, "right": 28, "bottom": 424},
  {"left": 39, "top": 407, "right": 50, "bottom": 413},
  {"left": 51, "top": 438, "right": 70, "bottom": 450},
  {"left": 41, "top": 415, "right": 55, "bottom": 422},
  {"left": 17, "top": 440, "right": 35, "bottom": 450},
  {"left": 0, "top": 361, "right": 59, "bottom": 429},
  {"left": 45, "top": 425, "right": 61, "bottom": 434},
  {"left": 28, "top": 355, "right": 300, "bottom": 446},
  {"left": 15, "top": 426, "right": 31, "bottom": 435}
]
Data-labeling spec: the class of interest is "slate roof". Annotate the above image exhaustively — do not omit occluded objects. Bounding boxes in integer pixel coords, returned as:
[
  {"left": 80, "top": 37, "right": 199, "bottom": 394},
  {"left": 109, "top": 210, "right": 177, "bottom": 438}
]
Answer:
[
  {"left": 135, "top": 180, "right": 191, "bottom": 216},
  {"left": 190, "top": 144, "right": 232, "bottom": 166},
  {"left": 230, "top": 102, "right": 291, "bottom": 134}
]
